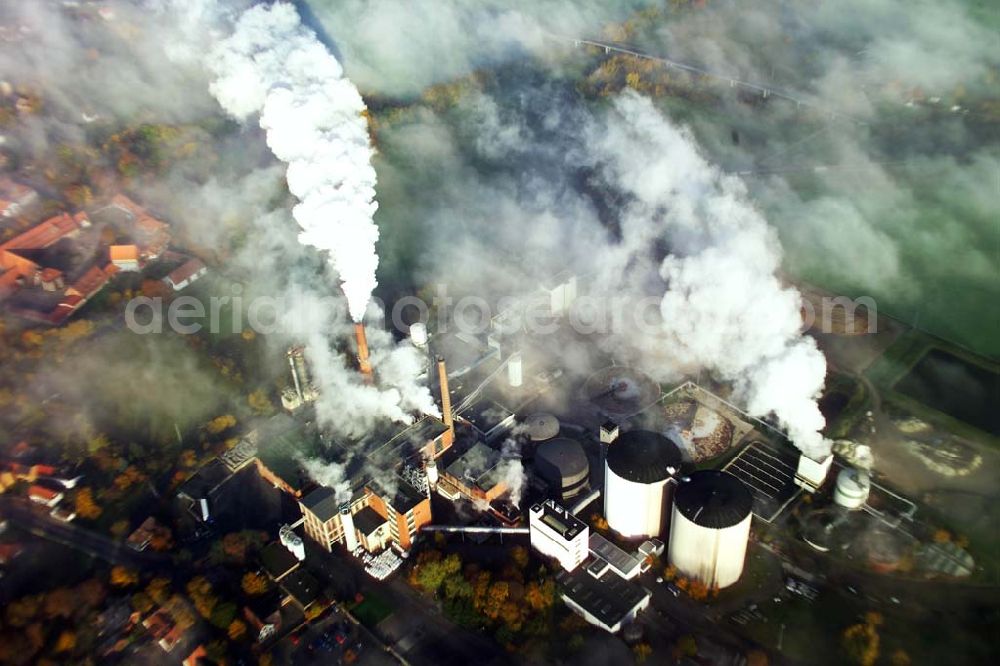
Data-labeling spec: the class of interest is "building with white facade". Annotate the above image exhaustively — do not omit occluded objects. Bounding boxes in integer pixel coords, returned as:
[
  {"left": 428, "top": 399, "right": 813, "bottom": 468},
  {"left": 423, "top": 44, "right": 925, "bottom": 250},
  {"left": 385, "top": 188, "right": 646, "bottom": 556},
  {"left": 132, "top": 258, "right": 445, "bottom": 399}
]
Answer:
[{"left": 529, "top": 500, "right": 589, "bottom": 571}]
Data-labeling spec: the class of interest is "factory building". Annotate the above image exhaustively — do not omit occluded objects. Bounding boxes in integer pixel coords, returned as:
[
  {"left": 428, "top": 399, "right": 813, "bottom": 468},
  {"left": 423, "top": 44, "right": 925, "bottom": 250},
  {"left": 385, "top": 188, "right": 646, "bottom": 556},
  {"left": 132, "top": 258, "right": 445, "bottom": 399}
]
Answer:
[
  {"left": 299, "top": 487, "right": 350, "bottom": 552},
  {"left": 364, "top": 482, "right": 432, "bottom": 551},
  {"left": 603, "top": 430, "right": 682, "bottom": 539},
  {"left": 436, "top": 442, "right": 508, "bottom": 503},
  {"left": 588, "top": 533, "right": 644, "bottom": 581},
  {"left": 528, "top": 500, "right": 589, "bottom": 571},
  {"left": 299, "top": 482, "right": 431, "bottom": 554},
  {"left": 534, "top": 437, "right": 589, "bottom": 501},
  {"left": 668, "top": 470, "right": 753, "bottom": 589},
  {"left": 555, "top": 568, "right": 650, "bottom": 634},
  {"left": 353, "top": 505, "right": 392, "bottom": 552}
]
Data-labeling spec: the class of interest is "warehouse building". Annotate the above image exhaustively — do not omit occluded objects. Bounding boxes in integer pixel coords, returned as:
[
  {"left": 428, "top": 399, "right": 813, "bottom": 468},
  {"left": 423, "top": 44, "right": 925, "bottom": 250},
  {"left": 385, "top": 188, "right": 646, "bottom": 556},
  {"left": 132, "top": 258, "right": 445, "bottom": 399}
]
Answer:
[{"left": 555, "top": 569, "right": 651, "bottom": 634}]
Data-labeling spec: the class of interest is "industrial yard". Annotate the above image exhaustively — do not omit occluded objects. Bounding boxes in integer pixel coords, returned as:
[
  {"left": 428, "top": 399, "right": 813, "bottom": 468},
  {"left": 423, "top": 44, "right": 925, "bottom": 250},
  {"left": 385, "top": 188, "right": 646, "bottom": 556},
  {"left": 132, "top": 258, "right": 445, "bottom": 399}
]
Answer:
[{"left": 1, "top": 0, "right": 998, "bottom": 664}]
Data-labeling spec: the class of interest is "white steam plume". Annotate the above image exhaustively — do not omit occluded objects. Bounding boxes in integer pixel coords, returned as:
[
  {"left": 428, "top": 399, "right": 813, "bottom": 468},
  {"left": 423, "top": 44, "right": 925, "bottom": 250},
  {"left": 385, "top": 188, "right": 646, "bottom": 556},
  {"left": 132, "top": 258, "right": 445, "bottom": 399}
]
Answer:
[
  {"left": 497, "top": 437, "right": 526, "bottom": 508},
  {"left": 298, "top": 456, "right": 352, "bottom": 503},
  {"left": 584, "top": 92, "right": 830, "bottom": 458},
  {"left": 280, "top": 294, "right": 437, "bottom": 437},
  {"left": 206, "top": 3, "right": 379, "bottom": 322}
]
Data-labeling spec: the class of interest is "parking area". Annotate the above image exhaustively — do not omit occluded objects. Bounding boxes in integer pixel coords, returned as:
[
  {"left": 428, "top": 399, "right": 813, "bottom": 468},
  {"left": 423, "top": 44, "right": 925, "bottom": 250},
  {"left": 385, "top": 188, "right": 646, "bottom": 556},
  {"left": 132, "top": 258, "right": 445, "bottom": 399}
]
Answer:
[{"left": 286, "top": 608, "right": 396, "bottom": 666}]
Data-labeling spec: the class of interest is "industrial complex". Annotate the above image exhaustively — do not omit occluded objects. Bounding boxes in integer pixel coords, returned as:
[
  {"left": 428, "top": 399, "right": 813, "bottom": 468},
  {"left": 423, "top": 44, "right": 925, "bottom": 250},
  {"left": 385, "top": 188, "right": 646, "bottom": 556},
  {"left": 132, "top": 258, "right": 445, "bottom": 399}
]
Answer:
[
  {"left": 1, "top": 1, "right": 995, "bottom": 663},
  {"left": 162, "top": 272, "right": 869, "bottom": 642}
]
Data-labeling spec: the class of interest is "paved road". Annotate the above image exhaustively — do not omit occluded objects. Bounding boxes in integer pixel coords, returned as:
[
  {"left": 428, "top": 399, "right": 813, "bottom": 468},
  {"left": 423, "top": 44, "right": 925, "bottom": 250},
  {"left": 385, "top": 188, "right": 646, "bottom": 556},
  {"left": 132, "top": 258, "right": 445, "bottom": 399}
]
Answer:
[
  {"left": 300, "top": 541, "right": 510, "bottom": 666},
  {"left": 0, "top": 497, "right": 172, "bottom": 569}
]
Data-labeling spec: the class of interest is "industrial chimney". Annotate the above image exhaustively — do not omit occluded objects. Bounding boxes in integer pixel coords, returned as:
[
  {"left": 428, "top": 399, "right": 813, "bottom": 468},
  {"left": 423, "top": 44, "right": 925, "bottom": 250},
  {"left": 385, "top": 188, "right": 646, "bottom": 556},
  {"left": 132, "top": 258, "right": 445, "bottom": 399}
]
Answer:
[
  {"left": 287, "top": 347, "right": 304, "bottom": 402},
  {"left": 437, "top": 356, "right": 455, "bottom": 448},
  {"left": 354, "top": 322, "right": 373, "bottom": 380}
]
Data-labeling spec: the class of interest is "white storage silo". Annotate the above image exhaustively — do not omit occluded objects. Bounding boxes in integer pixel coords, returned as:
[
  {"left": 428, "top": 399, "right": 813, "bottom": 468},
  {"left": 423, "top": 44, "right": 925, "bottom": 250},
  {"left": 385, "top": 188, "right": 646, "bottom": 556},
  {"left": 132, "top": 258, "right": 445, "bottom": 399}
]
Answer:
[
  {"left": 668, "top": 470, "right": 753, "bottom": 589},
  {"left": 833, "top": 467, "right": 870, "bottom": 510},
  {"left": 603, "top": 430, "right": 682, "bottom": 539},
  {"left": 409, "top": 322, "right": 429, "bottom": 347},
  {"left": 425, "top": 458, "right": 439, "bottom": 490},
  {"left": 339, "top": 504, "right": 359, "bottom": 554}
]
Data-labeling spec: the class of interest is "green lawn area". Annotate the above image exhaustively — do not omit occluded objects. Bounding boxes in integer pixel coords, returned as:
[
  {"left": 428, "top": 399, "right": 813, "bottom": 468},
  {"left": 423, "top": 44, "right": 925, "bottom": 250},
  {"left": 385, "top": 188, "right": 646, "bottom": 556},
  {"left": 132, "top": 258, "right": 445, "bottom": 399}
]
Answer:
[{"left": 350, "top": 593, "right": 394, "bottom": 628}]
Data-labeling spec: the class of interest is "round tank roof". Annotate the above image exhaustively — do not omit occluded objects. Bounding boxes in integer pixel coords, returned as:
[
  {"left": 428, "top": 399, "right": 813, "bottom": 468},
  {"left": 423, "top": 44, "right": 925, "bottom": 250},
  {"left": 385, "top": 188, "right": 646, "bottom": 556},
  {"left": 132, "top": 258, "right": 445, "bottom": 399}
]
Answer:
[
  {"left": 673, "top": 470, "right": 753, "bottom": 529},
  {"left": 583, "top": 366, "right": 660, "bottom": 417},
  {"left": 536, "top": 438, "right": 589, "bottom": 482},
  {"left": 605, "top": 430, "right": 681, "bottom": 484},
  {"left": 836, "top": 468, "right": 871, "bottom": 497},
  {"left": 525, "top": 412, "right": 560, "bottom": 441}
]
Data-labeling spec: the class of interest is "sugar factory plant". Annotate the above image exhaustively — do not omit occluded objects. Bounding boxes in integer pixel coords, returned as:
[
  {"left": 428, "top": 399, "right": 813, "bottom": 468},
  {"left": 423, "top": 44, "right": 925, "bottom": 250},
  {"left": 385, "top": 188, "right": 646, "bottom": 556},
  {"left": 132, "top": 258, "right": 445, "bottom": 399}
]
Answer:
[{"left": 183, "top": 271, "right": 874, "bottom": 638}]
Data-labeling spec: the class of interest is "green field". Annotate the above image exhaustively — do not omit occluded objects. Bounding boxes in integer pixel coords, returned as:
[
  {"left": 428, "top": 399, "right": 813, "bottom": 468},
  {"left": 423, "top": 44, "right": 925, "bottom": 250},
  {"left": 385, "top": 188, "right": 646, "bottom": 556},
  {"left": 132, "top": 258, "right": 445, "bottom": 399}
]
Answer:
[{"left": 350, "top": 593, "right": 394, "bottom": 628}]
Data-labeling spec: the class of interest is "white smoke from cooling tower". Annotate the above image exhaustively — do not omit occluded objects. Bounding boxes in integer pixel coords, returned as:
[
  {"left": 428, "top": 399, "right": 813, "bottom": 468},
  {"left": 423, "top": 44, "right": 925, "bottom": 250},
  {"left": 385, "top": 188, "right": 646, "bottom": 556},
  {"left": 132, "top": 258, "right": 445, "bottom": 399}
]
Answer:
[
  {"left": 206, "top": 4, "right": 379, "bottom": 322},
  {"left": 581, "top": 92, "right": 830, "bottom": 460}
]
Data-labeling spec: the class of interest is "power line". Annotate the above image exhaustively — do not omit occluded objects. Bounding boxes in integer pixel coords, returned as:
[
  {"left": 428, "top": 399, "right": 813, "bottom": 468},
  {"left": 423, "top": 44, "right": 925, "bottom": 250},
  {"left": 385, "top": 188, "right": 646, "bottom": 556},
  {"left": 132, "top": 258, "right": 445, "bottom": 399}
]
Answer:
[{"left": 545, "top": 33, "right": 865, "bottom": 125}]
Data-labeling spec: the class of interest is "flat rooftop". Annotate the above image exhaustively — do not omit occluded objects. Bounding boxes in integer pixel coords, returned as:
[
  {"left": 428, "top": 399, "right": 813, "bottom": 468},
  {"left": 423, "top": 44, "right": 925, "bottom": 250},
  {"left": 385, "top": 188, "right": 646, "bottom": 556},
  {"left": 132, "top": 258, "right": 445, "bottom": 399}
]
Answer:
[
  {"left": 301, "top": 486, "right": 342, "bottom": 522},
  {"left": 177, "top": 458, "right": 232, "bottom": 500},
  {"left": 367, "top": 474, "right": 427, "bottom": 513},
  {"left": 353, "top": 505, "right": 387, "bottom": 536},
  {"left": 532, "top": 499, "right": 586, "bottom": 540},
  {"left": 588, "top": 533, "right": 642, "bottom": 578},
  {"left": 260, "top": 542, "right": 299, "bottom": 580},
  {"left": 280, "top": 569, "right": 321, "bottom": 608},
  {"left": 443, "top": 441, "right": 503, "bottom": 490},
  {"left": 555, "top": 568, "right": 650, "bottom": 629}
]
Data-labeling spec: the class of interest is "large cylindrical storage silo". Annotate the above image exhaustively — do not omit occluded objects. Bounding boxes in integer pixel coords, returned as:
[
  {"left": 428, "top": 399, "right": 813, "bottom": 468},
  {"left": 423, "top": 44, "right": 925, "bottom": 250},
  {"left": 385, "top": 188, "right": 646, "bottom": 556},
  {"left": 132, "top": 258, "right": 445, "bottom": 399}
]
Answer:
[
  {"left": 604, "top": 430, "right": 681, "bottom": 539},
  {"left": 535, "top": 437, "right": 590, "bottom": 500},
  {"left": 668, "top": 470, "right": 753, "bottom": 589}
]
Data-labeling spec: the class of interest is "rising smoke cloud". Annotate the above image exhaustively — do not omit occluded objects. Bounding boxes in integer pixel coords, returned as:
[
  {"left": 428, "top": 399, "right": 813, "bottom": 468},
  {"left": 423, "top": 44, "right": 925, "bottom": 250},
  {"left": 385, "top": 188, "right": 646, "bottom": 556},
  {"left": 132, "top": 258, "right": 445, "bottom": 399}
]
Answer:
[
  {"left": 179, "top": 1, "right": 440, "bottom": 438},
  {"left": 207, "top": 3, "right": 379, "bottom": 323},
  {"left": 578, "top": 92, "right": 829, "bottom": 457}
]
